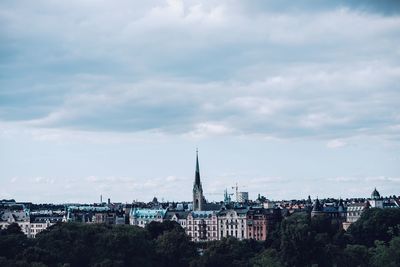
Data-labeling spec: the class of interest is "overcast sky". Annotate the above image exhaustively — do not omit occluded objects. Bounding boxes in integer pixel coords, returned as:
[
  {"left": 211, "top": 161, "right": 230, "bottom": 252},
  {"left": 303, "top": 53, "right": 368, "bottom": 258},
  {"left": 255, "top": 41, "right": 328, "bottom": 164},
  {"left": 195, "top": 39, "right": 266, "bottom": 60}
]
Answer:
[{"left": 1, "top": 0, "right": 399, "bottom": 203}]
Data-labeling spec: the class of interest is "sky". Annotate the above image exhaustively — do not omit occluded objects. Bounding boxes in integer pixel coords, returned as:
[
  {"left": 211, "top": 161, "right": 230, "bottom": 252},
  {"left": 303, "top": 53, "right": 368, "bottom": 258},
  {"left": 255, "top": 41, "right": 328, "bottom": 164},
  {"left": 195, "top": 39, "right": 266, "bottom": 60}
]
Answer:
[{"left": 0, "top": 0, "right": 399, "bottom": 203}]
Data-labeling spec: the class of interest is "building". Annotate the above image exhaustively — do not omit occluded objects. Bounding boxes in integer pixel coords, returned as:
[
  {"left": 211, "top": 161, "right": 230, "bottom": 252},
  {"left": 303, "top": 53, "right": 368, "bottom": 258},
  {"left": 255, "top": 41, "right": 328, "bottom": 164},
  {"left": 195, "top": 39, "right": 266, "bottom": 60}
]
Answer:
[
  {"left": 66, "top": 205, "right": 124, "bottom": 224},
  {"left": 218, "top": 207, "right": 248, "bottom": 240},
  {"left": 129, "top": 208, "right": 166, "bottom": 227},
  {"left": 193, "top": 150, "right": 206, "bottom": 211},
  {"left": 247, "top": 207, "right": 281, "bottom": 241},
  {"left": 186, "top": 210, "right": 218, "bottom": 242},
  {"left": 369, "top": 188, "right": 384, "bottom": 208},
  {"left": 342, "top": 201, "right": 370, "bottom": 230},
  {"left": 29, "top": 215, "right": 62, "bottom": 238},
  {"left": 236, "top": 192, "right": 249, "bottom": 203},
  {"left": 0, "top": 209, "right": 31, "bottom": 236},
  {"left": 164, "top": 210, "right": 189, "bottom": 229}
]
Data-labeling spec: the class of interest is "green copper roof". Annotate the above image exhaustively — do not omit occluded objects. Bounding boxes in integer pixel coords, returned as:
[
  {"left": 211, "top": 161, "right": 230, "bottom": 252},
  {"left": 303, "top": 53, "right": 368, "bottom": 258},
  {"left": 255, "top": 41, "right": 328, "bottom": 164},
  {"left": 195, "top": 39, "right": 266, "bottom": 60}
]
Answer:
[{"left": 130, "top": 208, "right": 167, "bottom": 219}]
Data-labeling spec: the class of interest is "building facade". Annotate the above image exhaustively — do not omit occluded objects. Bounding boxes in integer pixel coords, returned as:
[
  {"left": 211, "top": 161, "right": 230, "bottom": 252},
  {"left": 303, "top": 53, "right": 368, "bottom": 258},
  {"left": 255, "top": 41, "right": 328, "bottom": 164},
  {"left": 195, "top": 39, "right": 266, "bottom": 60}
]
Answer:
[
  {"left": 186, "top": 211, "right": 218, "bottom": 242},
  {"left": 217, "top": 208, "right": 248, "bottom": 240}
]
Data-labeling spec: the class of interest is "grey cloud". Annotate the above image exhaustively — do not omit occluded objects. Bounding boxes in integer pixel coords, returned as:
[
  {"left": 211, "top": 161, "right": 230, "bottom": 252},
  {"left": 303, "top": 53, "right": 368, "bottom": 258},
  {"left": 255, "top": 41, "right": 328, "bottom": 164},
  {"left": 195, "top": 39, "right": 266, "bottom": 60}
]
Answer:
[{"left": 0, "top": 1, "right": 399, "bottom": 141}]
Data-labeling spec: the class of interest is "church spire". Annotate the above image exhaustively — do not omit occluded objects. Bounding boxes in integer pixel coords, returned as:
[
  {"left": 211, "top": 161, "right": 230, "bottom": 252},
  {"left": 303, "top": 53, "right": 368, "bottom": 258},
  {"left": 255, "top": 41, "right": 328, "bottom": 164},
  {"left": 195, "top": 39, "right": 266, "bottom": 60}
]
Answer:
[
  {"left": 193, "top": 148, "right": 204, "bottom": 211},
  {"left": 195, "top": 148, "right": 201, "bottom": 186}
]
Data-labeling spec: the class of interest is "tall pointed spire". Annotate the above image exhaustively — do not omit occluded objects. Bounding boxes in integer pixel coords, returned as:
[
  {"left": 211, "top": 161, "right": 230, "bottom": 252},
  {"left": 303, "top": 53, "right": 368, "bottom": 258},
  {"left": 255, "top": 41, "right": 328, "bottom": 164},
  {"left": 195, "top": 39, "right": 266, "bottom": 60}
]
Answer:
[
  {"left": 195, "top": 148, "right": 201, "bottom": 186},
  {"left": 193, "top": 148, "right": 205, "bottom": 211}
]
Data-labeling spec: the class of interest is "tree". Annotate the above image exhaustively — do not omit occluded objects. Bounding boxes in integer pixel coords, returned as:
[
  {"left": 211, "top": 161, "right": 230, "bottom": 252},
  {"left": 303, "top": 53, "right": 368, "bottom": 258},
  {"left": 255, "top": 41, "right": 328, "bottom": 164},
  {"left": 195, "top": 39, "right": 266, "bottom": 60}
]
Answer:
[
  {"left": 0, "top": 223, "right": 32, "bottom": 260},
  {"left": 192, "top": 237, "right": 263, "bottom": 267},
  {"left": 251, "top": 249, "right": 282, "bottom": 267},
  {"left": 348, "top": 208, "right": 400, "bottom": 246},
  {"left": 370, "top": 237, "right": 400, "bottom": 267},
  {"left": 341, "top": 244, "right": 370, "bottom": 267},
  {"left": 145, "top": 221, "right": 183, "bottom": 239},
  {"left": 155, "top": 229, "right": 196, "bottom": 267},
  {"left": 280, "top": 213, "right": 315, "bottom": 266}
]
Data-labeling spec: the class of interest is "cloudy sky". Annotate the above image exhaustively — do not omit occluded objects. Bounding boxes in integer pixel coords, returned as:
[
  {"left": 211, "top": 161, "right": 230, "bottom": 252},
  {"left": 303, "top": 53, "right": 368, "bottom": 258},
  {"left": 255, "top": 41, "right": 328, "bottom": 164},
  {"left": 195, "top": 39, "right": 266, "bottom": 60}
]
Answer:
[{"left": 1, "top": 0, "right": 399, "bottom": 203}]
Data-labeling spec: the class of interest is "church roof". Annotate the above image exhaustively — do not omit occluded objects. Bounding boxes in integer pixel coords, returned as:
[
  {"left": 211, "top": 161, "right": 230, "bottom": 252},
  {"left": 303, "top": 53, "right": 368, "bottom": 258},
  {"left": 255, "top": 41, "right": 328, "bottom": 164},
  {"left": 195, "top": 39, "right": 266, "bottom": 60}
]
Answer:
[
  {"left": 371, "top": 188, "right": 381, "bottom": 199},
  {"left": 312, "top": 198, "right": 323, "bottom": 212}
]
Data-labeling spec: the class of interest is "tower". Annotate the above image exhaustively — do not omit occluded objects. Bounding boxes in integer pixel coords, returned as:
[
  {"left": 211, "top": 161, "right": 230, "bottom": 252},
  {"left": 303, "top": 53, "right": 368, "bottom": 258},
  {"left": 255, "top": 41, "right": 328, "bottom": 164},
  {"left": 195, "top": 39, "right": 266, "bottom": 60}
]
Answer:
[{"left": 193, "top": 149, "right": 205, "bottom": 211}]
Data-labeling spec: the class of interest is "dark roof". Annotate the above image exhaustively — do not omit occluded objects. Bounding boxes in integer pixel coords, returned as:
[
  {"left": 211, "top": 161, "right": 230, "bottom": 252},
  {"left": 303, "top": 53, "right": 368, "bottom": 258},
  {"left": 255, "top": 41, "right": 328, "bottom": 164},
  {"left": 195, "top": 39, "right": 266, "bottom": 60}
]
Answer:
[
  {"left": 312, "top": 199, "right": 323, "bottom": 212},
  {"left": 164, "top": 211, "right": 189, "bottom": 220},
  {"left": 203, "top": 202, "right": 223, "bottom": 211},
  {"left": 371, "top": 188, "right": 380, "bottom": 199}
]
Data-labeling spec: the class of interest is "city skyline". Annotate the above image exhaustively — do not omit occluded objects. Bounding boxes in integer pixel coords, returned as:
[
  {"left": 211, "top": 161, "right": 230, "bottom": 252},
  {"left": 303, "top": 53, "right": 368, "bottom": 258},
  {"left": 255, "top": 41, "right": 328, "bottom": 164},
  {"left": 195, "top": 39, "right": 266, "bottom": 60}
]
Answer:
[{"left": 1, "top": 1, "right": 400, "bottom": 203}]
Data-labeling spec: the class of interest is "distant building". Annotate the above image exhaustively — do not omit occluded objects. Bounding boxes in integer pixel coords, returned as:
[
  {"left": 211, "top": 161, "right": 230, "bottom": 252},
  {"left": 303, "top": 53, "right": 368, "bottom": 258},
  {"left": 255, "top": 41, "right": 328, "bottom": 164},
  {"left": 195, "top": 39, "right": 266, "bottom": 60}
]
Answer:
[
  {"left": 236, "top": 192, "right": 249, "bottom": 203},
  {"left": 310, "top": 198, "right": 346, "bottom": 225},
  {"left": 0, "top": 208, "right": 30, "bottom": 236},
  {"left": 164, "top": 210, "right": 189, "bottom": 229},
  {"left": 29, "top": 216, "right": 62, "bottom": 238},
  {"left": 369, "top": 188, "right": 384, "bottom": 208},
  {"left": 343, "top": 201, "right": 370, "bottom": 230},
  {"left": 66, "top": 205, "right": 124, "bottom": 224},
  {"left": 186, "top": 211, "right": 218, "bottom": 242},
  {"left": 247, "top": 208, "right": 281, "bottom": 241},
  {"left": 129, "top": 208, "right": 166, "bottom": 227},
  {"left": 217, "top": 207, "right": 248, "bottom": 240}
]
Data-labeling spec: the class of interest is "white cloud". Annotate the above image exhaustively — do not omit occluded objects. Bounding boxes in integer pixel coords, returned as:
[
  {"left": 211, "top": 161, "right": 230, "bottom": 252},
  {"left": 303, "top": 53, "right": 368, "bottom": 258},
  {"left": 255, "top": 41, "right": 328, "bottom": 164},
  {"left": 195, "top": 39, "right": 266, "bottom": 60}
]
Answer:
[
  {"left": 326, "top": 139, "right": 347, "bottom": 149},
  {"left": 185, "top": 122, "right": 234, "bottom": 139}
]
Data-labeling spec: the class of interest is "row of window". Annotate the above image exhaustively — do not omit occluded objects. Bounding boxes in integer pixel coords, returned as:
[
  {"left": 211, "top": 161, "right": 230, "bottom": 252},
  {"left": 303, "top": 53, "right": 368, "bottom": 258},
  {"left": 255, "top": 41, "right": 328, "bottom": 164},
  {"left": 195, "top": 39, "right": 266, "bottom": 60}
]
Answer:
[
  {"left": 188, "top": 232, "right": 217, "bottom": 237},
  {"left": 220, "top": 230, "right": 245, "bottom": 238}
]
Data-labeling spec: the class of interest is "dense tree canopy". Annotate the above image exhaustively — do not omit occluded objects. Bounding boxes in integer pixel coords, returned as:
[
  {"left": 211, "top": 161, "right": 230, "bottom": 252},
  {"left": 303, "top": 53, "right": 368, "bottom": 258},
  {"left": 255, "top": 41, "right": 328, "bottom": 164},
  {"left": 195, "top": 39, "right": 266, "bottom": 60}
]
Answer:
[{"left": 0, "top": 208, "right": 399, "bottom": 266}]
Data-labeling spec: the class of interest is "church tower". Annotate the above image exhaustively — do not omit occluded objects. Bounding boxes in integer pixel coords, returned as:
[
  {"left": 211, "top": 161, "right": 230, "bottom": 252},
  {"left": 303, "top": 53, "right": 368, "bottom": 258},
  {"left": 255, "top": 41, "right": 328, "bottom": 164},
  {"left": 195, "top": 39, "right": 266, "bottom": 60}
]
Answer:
[{"left": 193, "top": 149, "right": 205, "bottom": 211}]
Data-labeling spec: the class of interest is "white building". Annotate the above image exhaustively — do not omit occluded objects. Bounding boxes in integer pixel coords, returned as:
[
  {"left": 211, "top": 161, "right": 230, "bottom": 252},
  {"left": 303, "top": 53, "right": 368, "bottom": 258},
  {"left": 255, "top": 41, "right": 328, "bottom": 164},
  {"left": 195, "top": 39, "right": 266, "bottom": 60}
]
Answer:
[
  {"left": 0, "top": 210, "right": 31, "bottom": 236},
  {"left": 217, "top": 208, "right": 249, "bottom": 240}
]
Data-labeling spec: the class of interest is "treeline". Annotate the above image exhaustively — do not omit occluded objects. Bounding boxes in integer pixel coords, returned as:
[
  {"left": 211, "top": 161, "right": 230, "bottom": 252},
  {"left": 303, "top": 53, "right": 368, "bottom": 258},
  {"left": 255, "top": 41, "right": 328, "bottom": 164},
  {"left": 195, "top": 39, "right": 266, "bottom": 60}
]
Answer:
[{"left": 1, "top": 208, "right": 399, "bottom": 267}]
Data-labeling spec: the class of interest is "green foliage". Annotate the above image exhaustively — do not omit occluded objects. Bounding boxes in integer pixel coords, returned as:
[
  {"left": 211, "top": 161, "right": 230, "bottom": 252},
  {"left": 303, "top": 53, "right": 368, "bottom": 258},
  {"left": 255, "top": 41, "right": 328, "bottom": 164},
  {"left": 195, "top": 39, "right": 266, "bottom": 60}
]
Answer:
[
  {"left": 348, "top": 208, "right": 400, "bottom": 247},
  {"left": 369, "top": 237, "right": 400, "bottom": 267},
  {"left": 341, "top": 244, "right": 371, "bottom": 267},
  {"left": 145, "top": 220, "right": 183, "bottom": 239},
  {"left": 0, "top": 223, "right": 32, "bottom": 260},
  {"left": 191, "top": 237, "right": 263, "bottom": 267},
  {"left": 251, "top": 249, "right": 283, "bottom": 267},
  {"left": 155, "top": 228, "right": 196, "bottom": 267}
]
